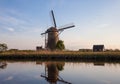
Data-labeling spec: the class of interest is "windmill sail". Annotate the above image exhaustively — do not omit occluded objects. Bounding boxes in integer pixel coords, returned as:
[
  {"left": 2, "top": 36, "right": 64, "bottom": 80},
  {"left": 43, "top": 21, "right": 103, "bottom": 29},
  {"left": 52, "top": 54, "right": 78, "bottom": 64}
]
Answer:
[
  {"left": 58, "top": 25, "right": 75, "bottom": 31},
  {"left": 51, "top": 10, "right": 57, "bottom": 28}
]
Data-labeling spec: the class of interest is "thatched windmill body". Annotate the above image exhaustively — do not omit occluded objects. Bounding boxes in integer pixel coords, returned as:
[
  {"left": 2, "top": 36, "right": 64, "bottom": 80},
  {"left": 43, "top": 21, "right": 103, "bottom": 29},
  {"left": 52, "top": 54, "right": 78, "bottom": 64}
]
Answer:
[{"left": 41, "top": 10, "right": 75, "bottom": 50}]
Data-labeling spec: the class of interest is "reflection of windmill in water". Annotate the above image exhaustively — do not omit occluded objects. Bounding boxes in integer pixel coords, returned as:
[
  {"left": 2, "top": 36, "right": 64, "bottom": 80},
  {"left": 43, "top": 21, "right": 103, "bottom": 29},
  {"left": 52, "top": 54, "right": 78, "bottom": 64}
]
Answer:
[
  {"left": 41, "top": 10, "right": 75, "bottom": 50},
  {"left": 41, "top": 62, "right": 71, "bottom": 84}
]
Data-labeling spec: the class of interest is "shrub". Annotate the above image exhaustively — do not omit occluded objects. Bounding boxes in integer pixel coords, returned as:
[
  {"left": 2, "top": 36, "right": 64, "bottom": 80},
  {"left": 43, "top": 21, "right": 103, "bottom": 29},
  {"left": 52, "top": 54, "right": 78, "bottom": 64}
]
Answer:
[{"left": 56, "top": 40, "right": 65, "bottom": 50}]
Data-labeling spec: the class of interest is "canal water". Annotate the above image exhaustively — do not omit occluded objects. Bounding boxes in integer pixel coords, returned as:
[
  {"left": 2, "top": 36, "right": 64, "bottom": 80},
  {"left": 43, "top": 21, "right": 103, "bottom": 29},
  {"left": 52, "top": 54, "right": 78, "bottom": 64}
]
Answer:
[{"left": 0, "top": 61, "right": 120, "bottom": 84}]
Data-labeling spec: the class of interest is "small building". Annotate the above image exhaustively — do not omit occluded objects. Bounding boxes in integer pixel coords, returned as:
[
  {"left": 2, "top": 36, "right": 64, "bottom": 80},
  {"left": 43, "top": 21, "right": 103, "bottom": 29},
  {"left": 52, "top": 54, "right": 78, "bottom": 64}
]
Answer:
[
  {"left": 93, "top": 45, "right": 105, "bottom": 52},
  {"left": 36, "top": 46, "right": 43, "bottom": 51}
]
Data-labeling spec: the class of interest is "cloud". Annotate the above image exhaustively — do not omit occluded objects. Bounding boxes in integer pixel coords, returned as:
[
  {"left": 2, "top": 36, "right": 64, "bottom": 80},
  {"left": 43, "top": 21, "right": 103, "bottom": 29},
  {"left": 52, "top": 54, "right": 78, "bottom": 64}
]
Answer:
[
  {"left": 97, "top": 24, "right": 109, "bottom": 28},
  {"left": 5, "top": 76, "right": 13, "bottom": 81},
  {"left": 0, "top": 8, "right": 36, "bottom": 33},
  {"left": 50, "top": 0, "right": 65, "bottom": 8},
  {"left": 0, "top": 15, "right": 27, "bottom": 26},
  {"left": 7, "top": 28, "right": 15, "bottom": 32}
]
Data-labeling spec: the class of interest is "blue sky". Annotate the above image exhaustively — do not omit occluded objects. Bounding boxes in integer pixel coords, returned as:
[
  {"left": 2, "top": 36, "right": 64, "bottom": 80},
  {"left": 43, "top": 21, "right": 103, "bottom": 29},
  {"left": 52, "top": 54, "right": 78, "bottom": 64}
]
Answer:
[{"left": 0, "top": 0, "right": 120, "bottom": 50}]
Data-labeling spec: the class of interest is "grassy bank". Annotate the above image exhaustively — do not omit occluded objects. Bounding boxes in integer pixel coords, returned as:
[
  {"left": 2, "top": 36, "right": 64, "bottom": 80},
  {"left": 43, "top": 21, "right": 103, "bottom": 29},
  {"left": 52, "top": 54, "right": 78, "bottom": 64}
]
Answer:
[{"left": 0, "top": 51, "right": 120, "bottom": 61}]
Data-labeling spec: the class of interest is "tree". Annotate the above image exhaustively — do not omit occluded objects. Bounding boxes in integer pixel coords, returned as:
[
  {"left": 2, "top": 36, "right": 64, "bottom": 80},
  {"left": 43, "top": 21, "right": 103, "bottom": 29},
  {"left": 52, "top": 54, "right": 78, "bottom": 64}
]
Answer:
[
  {"left": 0, "top": 43, "right": 8, "bottom": 52},
  {"left": 56, "top": 40, "right": 65, "bottom": 50},
  {"left": 114, "top": 49, "right": 120, "bottom": 52}
]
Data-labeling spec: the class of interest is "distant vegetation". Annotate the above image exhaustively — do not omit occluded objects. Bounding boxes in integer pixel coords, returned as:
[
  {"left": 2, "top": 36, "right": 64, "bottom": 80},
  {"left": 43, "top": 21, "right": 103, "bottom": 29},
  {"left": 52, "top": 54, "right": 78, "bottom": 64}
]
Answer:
[
  {"left": 0, "top": 43, "right": 8, "bottom": 52},
  {"left": 79, "top": 49, "right": 120, "bottom": 52},
  {"left": 105, "top": 49, "right": 120, "bottom": 52},
  {"left": 79, "top": 49, "right": 92, "bottom": 52}
]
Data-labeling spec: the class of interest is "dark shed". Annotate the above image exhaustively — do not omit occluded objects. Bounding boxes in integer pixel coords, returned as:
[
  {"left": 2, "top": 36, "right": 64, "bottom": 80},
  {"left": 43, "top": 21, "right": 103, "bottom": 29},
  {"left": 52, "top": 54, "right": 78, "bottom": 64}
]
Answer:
[
  {"left": 93, "top": 45, "right": 105, "bottom": 52},
  {"left": 36, "top": 46, "right": 43, "bottom": 51}
]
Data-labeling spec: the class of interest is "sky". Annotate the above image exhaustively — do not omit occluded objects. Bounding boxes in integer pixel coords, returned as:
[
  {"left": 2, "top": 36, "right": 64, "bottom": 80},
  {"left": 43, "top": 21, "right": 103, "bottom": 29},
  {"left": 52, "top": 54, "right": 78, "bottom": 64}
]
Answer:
[{"left": 0, "top": 0, "right": 120, "bottom": 50}]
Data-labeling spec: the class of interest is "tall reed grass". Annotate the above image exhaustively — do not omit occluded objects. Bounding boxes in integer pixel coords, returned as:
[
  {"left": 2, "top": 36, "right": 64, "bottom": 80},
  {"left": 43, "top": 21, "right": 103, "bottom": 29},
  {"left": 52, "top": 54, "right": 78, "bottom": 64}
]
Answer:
[{"left": 0, "top": 51, "right": 120, "bottom": 61}]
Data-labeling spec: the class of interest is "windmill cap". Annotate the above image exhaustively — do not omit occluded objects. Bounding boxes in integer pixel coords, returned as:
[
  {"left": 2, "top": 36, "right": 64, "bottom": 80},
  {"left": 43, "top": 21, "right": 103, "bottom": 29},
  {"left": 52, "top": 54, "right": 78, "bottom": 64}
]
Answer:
[{"left": 47, "top": 27, "right": 58, "bottom": 32}]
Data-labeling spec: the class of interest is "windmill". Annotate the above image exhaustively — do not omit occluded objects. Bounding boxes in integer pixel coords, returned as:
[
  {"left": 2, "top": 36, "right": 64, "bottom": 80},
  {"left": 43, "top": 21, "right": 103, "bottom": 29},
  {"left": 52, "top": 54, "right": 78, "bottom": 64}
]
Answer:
[
  {"left": 41, "top": 62, "right": 71, "bottom": 84},
  {"left": 41, "top": 10, "right": 75, "bottom": 50}
]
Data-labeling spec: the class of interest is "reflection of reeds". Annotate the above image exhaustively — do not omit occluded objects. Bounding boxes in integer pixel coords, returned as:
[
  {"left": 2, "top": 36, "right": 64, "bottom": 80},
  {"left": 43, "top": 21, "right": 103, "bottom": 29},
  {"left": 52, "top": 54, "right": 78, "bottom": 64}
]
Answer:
[{"left": 0, "top": 51, "right": 120, "bottom": 61}]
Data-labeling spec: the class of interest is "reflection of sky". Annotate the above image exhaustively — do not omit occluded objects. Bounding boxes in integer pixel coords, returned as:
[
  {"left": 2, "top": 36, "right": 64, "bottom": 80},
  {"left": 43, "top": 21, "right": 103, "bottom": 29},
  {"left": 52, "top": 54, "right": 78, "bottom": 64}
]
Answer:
[
  {"left": 0, "top": 62, "right": 120, "bottom": 84},
  {"left": 4, "top": 76, "right": 13, "bottom": 81},
  {"left": 62, "top": 62, "right": 120, "bottom": 84},
  {"left": 0, "top": 0, "right": 120, "bottom": 50},
  {"left": 0, "top": 62, "right": 45, "bottom": 84}
]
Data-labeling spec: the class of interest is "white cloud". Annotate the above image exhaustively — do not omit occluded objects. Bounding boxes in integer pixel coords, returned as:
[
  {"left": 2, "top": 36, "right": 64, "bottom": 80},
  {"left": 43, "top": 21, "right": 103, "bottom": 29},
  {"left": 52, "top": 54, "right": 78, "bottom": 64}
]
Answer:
[
  {"left": 7, "top": 28, "right": 15, "bottom": 32},
  {"left": 97, "top": 24, "right": 109, "bottom": 28},
  {"left": 0, "top": 15, "right": 27, "bottom": 26},
  {"left": 0, "top": 8, "right": 37, "bottom": 33}
]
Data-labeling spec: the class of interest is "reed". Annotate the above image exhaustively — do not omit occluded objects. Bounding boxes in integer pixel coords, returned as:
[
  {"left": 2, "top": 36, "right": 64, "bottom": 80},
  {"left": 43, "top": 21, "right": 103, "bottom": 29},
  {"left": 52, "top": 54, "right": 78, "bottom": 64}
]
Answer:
[{"left": 0, "top": 51, "right": 120, "bottom": 61}]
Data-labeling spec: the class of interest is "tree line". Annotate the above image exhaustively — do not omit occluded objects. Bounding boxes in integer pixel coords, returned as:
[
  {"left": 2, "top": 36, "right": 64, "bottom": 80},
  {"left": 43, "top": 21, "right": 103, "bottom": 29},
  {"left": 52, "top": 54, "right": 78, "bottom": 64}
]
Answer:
[{"left": 0, "top": 43, "right": 8, "bottom": 52}]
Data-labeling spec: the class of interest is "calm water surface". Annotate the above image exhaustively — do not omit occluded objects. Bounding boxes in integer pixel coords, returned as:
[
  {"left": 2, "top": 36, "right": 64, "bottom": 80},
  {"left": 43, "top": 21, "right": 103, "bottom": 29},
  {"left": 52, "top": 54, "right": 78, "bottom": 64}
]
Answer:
[{"left": 0, "top": 61, "right": 120, "bottom": 84}]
